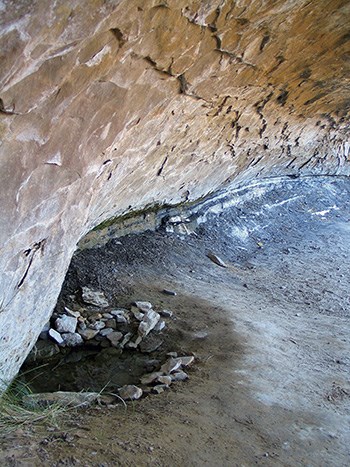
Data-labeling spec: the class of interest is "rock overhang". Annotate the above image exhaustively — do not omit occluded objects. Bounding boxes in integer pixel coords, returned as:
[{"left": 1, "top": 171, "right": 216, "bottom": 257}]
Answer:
[{"left": 0, "top": 0, "right": 349, "bottom": 387}]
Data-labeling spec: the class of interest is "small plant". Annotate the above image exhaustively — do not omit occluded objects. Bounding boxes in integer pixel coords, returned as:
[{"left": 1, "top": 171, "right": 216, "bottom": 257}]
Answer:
[{"left": 0, "top": 377, "right": 67, "bottom": 436}]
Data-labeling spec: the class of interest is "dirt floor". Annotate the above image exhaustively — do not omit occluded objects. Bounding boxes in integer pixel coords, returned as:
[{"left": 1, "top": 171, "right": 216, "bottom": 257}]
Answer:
[{"left": 1, "top": 176, "right": 350, "bottom": 466}]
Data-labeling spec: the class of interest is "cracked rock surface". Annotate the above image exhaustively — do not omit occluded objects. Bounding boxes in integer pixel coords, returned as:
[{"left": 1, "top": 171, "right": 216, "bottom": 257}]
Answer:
[{"left": 0, "top": 0, "right": 349, "bottom": 384}]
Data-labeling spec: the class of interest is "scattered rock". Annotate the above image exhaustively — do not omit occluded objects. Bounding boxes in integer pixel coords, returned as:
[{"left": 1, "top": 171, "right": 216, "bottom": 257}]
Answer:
[
  {"left": 23, "top": 391, "right": 100, "bottom": 408},
  {"left": 144, "top": 359, "right": 160, "bottom": 372},
  {"left": 162, "top": 289, "right": 177, "bottom": 296},
  {"left": 102, "top": 312, "right": 113, "bottom": 319},
  {"left": 78, "top": 328, "right": 99, "bottom": 340},
  {"left": 192, "top": 331, "right": 208, "bottom": 339},
  {"left": 87, "top": 312, "right": 103, "bottom": 321},
  {"left": 48, "top": 328, "right": 64, "bottom": 345},
  {"left": 139, "top": 334, "right": 163, "bottom": 353},
  {"left": 89, "top": 320, "right": 106, "bottom": 331},
  {"left": 118, "top": 385, "right": 143, "bottom": 401},
  {"left": 207, "top": 252, "right": 227, "bottom": 268},
  {"left": 134, "top": 301, "right": 153, "bottom": 312},
  {"left": 157, "top": 375, "right": 172, "bottom": 386},
  {"left": 81, "top": 286, "right": 109, "bottom": 308},
  {"left": 104, "top": 318, "right": 117, "bottom": 329},
  {"left": 160, "top": 358, "right": 182, "bottom": 374},
  {"left": 107, "top": 331, "right": 123, "bottom": 347},
  {"left": 64, "top": 307, "right": 81, "bottom": 318},
  {"left": 110, "top": 309, "right": 129, "bottom": 323},
  {"left": 160, "top": 355, "right": 194, "bottom": 373},
  {"left": 171, "top": 370, "right": 189, "bottom": 382},
  {"left": 131, "top": 306, "right": 145, "bottom": 321},
  {"left": 160, "top": 309, "right": 173, "bottom": 318},
  {"left": 138, "top": 310, "right": 160, "bottom": 337},
  {"left": 62, "top": 332, "right": 83, "bottom": 347},
  {"left": 120, "top": 332, "right": 132, "bottom": 348},
  {"left": 154, "top": 320, "right": 166, "bottom": 332},
  {"left": 140, "top": 372, "right": 163, "bottom": 385},
  {"left": 177, "top": 355, "right": 195, "bottom": 367},
  {"left": 55, "top": 315, "right": 77, "bottom": 334},
  {"left": 152, "top": 384, "right": 168, "bottom": 394},
  {"left": 126, "top": 336, "right": 142, "bottom": 349},
  {"left": 99, "top": 328, "right": 114, "bottom": 337}
]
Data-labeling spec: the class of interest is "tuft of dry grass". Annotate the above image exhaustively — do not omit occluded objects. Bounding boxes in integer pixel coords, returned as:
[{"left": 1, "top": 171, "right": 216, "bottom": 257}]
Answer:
[{"left": 0, "top": 377, "right": 67, "bottom": 436}]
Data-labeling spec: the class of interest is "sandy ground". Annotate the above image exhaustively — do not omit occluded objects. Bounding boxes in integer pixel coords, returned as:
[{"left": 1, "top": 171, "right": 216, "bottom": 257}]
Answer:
[{"left": 1, "top": 176, "right": 350, "bottom": 466}]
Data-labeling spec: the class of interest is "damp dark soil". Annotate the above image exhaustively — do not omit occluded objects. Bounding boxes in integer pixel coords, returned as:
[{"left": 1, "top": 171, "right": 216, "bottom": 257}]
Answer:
[{"left": 1, "top": 176, "right": 350, "bottom": 466}]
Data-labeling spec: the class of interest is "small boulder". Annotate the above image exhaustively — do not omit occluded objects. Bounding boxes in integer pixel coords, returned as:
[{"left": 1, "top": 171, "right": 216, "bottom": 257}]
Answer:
[
  {"left": 119, "top": 332, "right": 132, "bottom": 348},
  {"left": 171, "top": 370, "right": 189, "bottom": 382},
  {"left": 107, "top": 331, "right": 123, "bottom": 347},
  {"left": 104, "top": 318, "right": 117, "bottom": 329},
  {"left": 64, "top": 307, "right": 81, "bottom": 318},
  {"left": 78, "top": 328, "right": 99, "bottom": 340},
  {"left": 154, "top": 320, "right": 166, "bottom": 332},
  {"left": 160, "top": 358, "right": 182, "bottom": 374},
  {"left": 81, "top": 286, "right": 109, "bottom": 308},
  {"left": 140, "top": 372, "right": 163, "bottom": 385},
  {"left": 130, "top": 306, "right": 144, "bottom": 321},
  {"left": 152, "top": 384, "right": 168, "bottom": 394},
  {"left": 48, "top": 328, "right": 64, "bottom": 345},
  {"left": 99, "top": 328, "right": 114, "bottom": 337},
  {"left": 160, "top": 309, "right": 173, "bottom": 318},
  {"left": 157, "top": 375, "right": 172, "bottom": 386},
  {"left": 162, "top": 289, "right": 177, "bottom": 296},
  {"left": 62, "top": 332, "right": 83, "bottom": 347},
  {"left": 23, "top": 391, "right": 99, "bottom": 408},
  {"left": 118, "top": 385, "right": 143, "bottom": 401},
  {"left": 139, "top": 335, "right": 163, "bottom": 353},
  {"left": 207, "top": 252, "right": 227, "bottom": 268},
  {"left": 138, "top": 310, "right": 160, "bottom": 338},
  {"left": 89, "top": 320, "right": 105, "bottom": 331},
  {"left": 55, "top": 315, "right": 77, "bottom": 334},
  {"left": 134, "top": 301, "right": 153, "bottom": 312}
]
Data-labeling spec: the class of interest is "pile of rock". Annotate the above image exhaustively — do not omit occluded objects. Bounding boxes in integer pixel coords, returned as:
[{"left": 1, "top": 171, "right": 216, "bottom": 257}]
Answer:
[
  {"left": 26, "top": 286, "right": 195, "bottom": 403},
  {"left": 118, "top": 354, "right": 194, "bottom": 400},
  {"left": 36, "top": 287, "right": 172, "bottom": 355}
]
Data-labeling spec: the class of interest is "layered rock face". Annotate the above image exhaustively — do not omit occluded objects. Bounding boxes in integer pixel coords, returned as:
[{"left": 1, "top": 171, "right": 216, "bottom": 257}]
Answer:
[{"left": 0, "top": 0, "right": 349, "bottom": 385}]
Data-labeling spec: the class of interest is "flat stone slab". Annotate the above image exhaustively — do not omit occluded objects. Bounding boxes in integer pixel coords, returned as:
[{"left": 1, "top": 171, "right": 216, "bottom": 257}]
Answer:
[{"left": 23, "top": 391, "right": 100, "bottom": 408}]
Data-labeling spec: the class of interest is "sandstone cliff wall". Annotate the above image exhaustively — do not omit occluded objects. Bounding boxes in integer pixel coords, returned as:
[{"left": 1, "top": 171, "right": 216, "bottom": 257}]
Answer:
[{"left": 0, "top": 0, "right": 349, "bottom": 385}]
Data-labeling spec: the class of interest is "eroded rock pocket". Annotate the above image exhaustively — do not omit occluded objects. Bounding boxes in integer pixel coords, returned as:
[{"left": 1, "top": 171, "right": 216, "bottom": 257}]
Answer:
[{"left": 21, "top": 286, "right": 195, "bottom": 405}]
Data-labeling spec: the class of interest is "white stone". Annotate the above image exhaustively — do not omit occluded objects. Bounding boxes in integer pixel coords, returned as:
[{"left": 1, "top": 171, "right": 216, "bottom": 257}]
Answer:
[
  {"left": 55, "top": 315, "right": 77, "bottom": 333},
  {"left": 48, "top": 328, "right": 63, "bottom": 345},
  {"left": 64, "top": 307, "right": 81, "bottom": 318},
  {"left": 138, "top": 310, "right": 160, "bottom": 337},
  {"left": 81, "top": 287, "right": 109, "bottom": 308},
  {"left": 207, "top": 252, "right": 227, "bottom": 268},
  {"left": 134, "top": 301, "right": 153, "bottom": 312}
]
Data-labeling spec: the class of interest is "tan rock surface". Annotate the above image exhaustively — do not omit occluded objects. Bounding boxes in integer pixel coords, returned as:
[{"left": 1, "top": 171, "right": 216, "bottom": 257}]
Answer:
[{"left": 0, "top": 0, "right": 349, "bottom": 385}]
